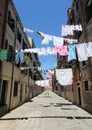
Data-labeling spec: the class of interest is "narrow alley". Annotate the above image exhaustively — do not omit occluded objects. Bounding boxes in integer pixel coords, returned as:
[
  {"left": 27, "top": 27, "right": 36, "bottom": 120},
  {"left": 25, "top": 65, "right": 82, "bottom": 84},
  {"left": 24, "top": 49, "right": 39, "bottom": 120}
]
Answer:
[{"left": 0, "top": 90, "right": 92, "bottom": 130}]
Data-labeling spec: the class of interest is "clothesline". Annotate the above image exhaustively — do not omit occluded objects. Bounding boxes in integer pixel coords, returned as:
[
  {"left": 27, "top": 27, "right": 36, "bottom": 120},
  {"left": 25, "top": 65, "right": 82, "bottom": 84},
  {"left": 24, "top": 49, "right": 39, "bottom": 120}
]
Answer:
[
  {"left": 61, "top": 24, "right": 82, "bottom": 37},
  {"left": 1, "top": 41, "right": 92, "bottom": 63},
  {"left": 24, "top": 27, "right": 78, "bottom": 45},
  {"left": 35, "top": 68, "right": 73, "bottom": 86},
  {"left": 0, "top": 42, "right": 92, "bottom": 64},
  {"left": 24, "top": 42, "right": 92, "bottom": 62},
  {"left": 35, "top": 79, "right": 50, "bottom": 87}
]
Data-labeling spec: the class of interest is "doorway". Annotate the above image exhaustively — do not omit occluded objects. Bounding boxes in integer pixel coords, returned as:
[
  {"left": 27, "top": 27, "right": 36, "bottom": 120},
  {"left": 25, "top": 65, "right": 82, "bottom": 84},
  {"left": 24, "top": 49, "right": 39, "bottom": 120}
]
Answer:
[
  {"left": 77, "top": 86, "right": 81, "bottom": 106},
  {"left": 0, "top": 80, "right": 8, "bottom": 106}
]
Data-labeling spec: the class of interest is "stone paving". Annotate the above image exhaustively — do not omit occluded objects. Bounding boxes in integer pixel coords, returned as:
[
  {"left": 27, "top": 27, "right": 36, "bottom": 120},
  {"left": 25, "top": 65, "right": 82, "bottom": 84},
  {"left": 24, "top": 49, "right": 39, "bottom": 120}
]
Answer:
[{"left": 0, "top": 91, "right": 92, "bottom": 130}]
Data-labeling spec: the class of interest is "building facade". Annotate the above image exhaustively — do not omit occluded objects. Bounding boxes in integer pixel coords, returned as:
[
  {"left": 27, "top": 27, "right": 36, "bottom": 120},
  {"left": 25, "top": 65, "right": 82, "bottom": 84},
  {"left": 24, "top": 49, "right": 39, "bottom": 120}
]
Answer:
[
  {"left": 0, "top": 0, "right": 43, "bottom": 116},
  {"left": 0, "top": 0, "right": 9, "bottom": 117},
  {"left": 53, "top": 0, "right": 92, "bottom": 114},
  {"left": 73, "top": 0, "right": 92, "bottom": 114}
]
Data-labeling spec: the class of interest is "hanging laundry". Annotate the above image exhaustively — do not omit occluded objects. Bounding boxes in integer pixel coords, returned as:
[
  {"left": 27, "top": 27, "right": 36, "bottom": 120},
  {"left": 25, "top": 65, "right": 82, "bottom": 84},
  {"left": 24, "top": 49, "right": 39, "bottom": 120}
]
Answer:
[
  {"left": 37, "top": 48, "right": 46, "bottom": 55},
  {"left": 46, "top": 47, "right": 54, "bottom": 55},
  {"left": 19, "top": 66, "right": 24, "bottom": 70},
  {"left": 35, "top": 80, "right": 41, "bottom": 86},
  {"left": 24, "top": 47, "right": 54, "bottom": 56},
  {"left": 44, "top": 80, "right": 50, "bottom": 86},
  {"left": 48, "top": 69, "right": 55, "bottom": 76},
  {"left": 24, "top": 48, "right": 38, "bottom": 53},
  {"left": 19, "top": 66, "right": 32, "bottom": 70},
  {"left": 55, "top": 68, "right": 73, "bottom": 86},
  {"left": 61, "top": 25, "right": 82, "bottom": 37},
  {"left": 0, "top": 50, "right": 8, "bottom": 61},
  {"left": 61, "top": 25, "right": 73, "bottom": 37},
  {"left": 40, "top": 80, "right": 45, "bottom": 87},
  {"left": 53, "top": 36, "right": 64, "bottom": 46},
  {"left": 68, "top": 45, "right": 76, "bottom": 62},
  {"left": 37, "top": 31, "right": 53, "bottom": 45},
  {"left": 24, "top": 28, "right": 34, "bottom": 34},
  {"left": 85, "top": 42, "right": 92, "bottom": 57},
  {"left": 54, "top": 45, "right": 68, "bottom": 56},
  {"left": 75, "top": 25, "right": 82, "bottom": 31},
  {"left": 41, "top": 35, "right": 50, "bottom": 45},
  {"left": 37, "top": 66, "right": 42, "bottom": 71},
  {"left": 76, "top": 43, "right": 88, "bottom": 61},
  {"left": 64, "top": 38, "right": 77, "bottom": 44},
  {"left": 15, "top": 49, "right": 24, "bottom": 64}
]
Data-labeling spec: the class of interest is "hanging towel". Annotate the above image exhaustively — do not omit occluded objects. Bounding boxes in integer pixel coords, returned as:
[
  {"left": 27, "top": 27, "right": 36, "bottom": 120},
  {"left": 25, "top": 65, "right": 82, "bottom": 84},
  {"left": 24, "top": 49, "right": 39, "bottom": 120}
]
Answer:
[
  {"left": 53, "top": 36, "right": 64, "bottom": 46},
  {"left": 62, "top": 25, "right": 73, "bottom": 37},
  {"left": 55, "top": 68, "right": 73, "bottom": 86},
  {"left": 68, "top": 45, "right": 76, "bottom": 62},
  {"left": 76, "top": 43, "right": 88, "bottom": 61},
  {"left": 0, "top": 50, "right": 8, "bottom": 61},
  {"left": 85, "top": 42, "right": 92, "bottom": 57}
]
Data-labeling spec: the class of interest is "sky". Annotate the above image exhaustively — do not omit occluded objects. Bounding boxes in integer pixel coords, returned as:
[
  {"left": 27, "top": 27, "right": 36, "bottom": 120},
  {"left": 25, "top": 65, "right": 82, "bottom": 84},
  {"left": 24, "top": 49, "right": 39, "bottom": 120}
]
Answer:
[{"left": 13, "top": 0, "right": 72, "bottom": 78}]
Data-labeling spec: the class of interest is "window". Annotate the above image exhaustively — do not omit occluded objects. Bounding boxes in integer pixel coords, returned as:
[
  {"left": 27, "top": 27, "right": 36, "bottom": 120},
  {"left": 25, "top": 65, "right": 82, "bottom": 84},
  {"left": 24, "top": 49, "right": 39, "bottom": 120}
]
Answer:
[
  {"left": 8, "top": 11, "right": 15, "bottom": 32},
  {"left": 33, "top": 62, "right": 36, "bottom": 67},
  {"left": 84, "top": 80, "right": 89, "bottom": 91},
  {"left": 55, "top": 86, "right": 58, "bottom": 90},
  {"left": 33, "top": 75, "right": 37, "bottom": 81},
  {"left": 7, "top": 45, "right": 15, "bottom": 62},
  {"left": 13, "top": 81, "right": 18, "bottom": 96},
  {"left": 25, "top": 85, "right": 27, "bottom": 94},
  {"left": 17, "top": 28, "right": 22, "bottom": 43},
  {"left": 4, "top": 39, "right": 8, "bottom": 49},
  {"left": 77, "top": 31, "right": 82, "bottom": 39},
  {"left": 75, "top": 0, "right": 79, "bottom": 13},
  {"left": 60, "top": 86, "right": 64, "bottom": 91},
  {"left": 82, "top": 61, "right": 86, "bottom": 66},
  {"left": 22, "top": 39, "right": 27, "bottom": 49}
]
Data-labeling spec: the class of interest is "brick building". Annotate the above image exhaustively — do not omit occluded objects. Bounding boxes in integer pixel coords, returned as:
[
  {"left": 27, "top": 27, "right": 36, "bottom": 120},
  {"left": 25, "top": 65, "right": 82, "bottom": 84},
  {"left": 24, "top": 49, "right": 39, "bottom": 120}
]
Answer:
[
  {"left": 73, "top": 0, "right": 92, "bottom": 114},
  {"left": 53, "top": 0, "right": 92, "bottom": 114}
]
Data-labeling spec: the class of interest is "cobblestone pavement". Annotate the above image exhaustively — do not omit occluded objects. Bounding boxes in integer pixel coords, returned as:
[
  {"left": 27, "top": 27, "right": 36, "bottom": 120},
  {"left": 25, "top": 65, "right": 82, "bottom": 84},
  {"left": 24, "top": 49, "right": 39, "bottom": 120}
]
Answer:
[{"left": 0, "top": 91, "right": 92, "bottom": 130}]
